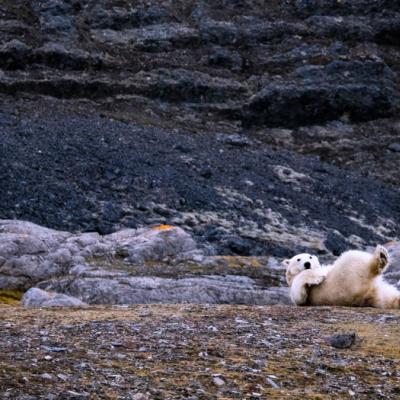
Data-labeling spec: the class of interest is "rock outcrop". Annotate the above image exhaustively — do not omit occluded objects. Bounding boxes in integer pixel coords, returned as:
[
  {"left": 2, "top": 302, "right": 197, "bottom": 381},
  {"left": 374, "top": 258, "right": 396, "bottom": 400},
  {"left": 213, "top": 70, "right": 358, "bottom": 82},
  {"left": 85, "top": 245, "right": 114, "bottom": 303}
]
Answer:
[
  {"left": 0, "top": 220, "right": 289, "bottom": 305},
  {"left": 22, "top": 288, "right": 87, "bottom": 308}
]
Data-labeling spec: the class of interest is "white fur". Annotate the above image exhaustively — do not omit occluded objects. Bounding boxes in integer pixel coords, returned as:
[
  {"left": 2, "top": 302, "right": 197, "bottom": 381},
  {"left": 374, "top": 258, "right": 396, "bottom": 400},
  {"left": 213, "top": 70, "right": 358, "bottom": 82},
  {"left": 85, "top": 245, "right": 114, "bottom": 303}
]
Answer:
[{"left": 284, "top": 245, "right": 400, "bottom": 309}]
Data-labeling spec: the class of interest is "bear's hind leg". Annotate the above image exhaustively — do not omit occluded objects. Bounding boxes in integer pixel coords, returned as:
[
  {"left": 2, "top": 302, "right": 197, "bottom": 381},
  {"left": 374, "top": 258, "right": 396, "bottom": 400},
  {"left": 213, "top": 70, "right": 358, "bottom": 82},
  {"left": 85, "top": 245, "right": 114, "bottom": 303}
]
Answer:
[
  {"left": 372, "top": 278, "right": 400, "bottom": 309},
  {"left": 369, "top": 245, "right": 389, "bottom": 276}
]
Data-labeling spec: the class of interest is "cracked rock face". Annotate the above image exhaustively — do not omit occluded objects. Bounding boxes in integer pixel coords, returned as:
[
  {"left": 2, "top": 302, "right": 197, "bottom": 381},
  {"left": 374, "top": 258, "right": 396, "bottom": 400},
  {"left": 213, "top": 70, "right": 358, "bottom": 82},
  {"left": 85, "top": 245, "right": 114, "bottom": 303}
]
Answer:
[
  {"left": 0, "top": 221, "right": 200, "bottom": 290},
  {"left": 0, "top": 220, "right": 290, "bottom": 305}
]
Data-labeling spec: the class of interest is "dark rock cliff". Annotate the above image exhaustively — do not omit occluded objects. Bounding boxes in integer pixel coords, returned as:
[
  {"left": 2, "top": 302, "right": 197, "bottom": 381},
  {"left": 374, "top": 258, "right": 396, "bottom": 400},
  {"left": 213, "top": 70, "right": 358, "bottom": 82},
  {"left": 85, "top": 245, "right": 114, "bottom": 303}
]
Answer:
[{"left": 0, "top": 0, "right": 399, "bottom": 257}]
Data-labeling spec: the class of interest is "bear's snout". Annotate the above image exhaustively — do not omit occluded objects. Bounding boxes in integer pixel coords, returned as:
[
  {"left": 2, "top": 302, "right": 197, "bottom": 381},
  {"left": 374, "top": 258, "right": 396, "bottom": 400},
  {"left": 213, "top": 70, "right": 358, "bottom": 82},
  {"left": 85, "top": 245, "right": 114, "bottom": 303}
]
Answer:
[{"left": 304, "top": 261, "right": 311, "bottom": 269}]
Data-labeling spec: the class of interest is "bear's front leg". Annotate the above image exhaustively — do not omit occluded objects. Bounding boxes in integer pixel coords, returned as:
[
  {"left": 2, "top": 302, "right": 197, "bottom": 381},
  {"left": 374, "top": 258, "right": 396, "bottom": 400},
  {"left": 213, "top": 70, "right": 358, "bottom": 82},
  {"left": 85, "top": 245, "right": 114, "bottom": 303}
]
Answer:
[{"left": 290, "top": 270, "right": 325, "bottom": 306}]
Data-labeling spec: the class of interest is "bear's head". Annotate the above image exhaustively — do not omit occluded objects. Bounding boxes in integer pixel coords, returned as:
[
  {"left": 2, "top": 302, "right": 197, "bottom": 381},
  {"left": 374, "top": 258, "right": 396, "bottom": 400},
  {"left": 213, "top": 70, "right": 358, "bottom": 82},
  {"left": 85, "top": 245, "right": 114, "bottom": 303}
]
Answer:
[{"left": 283, "top": 253, "right": 321, "bottom": 285}]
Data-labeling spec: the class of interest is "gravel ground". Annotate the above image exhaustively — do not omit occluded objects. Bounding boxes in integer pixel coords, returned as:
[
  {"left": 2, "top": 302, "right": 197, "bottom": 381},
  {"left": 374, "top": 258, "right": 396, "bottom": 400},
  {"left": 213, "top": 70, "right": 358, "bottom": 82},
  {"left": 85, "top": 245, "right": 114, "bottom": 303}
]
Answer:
[
  {"left": 1, "top": 304, "right": 399, "bottom": 399},
  {"left": 1, "top": 96, "right": 399, "bottom": 258}
]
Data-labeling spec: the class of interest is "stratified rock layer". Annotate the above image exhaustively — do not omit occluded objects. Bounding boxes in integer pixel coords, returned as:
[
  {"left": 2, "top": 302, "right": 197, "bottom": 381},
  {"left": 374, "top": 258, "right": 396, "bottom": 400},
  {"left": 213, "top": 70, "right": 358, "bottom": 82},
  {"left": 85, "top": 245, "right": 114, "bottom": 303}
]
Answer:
[{"left": 0, "top": 1, "right": 399, "bottom": 256}]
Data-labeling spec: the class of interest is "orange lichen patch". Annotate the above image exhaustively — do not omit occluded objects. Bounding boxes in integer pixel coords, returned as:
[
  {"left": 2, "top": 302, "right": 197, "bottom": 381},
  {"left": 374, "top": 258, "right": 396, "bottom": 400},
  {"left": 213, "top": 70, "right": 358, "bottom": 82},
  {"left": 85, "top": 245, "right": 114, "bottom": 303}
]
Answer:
[{"left": 152, "top": 224, "right": 175, "bottom": 231}]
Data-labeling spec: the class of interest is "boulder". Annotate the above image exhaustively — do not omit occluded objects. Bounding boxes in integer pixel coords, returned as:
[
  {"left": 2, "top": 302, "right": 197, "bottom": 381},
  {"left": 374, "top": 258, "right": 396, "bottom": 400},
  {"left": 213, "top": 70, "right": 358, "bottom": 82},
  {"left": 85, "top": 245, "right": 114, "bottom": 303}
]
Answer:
[
  {"left": 22, "top": 287, "right": 87, "bottom": 308},
  {"left": 115, "top": 225, "right": 199, "bottom": 263},
  {"left": 0, "top": 221, "right": 201, "bottom": 290}
]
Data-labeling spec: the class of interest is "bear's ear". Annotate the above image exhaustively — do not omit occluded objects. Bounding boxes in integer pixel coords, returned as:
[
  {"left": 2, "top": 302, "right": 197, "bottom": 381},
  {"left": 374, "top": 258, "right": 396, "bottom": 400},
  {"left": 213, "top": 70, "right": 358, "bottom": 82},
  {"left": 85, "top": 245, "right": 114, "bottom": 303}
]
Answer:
[{"left": 282, "top": 259, "right": 290, "bottom": 267}]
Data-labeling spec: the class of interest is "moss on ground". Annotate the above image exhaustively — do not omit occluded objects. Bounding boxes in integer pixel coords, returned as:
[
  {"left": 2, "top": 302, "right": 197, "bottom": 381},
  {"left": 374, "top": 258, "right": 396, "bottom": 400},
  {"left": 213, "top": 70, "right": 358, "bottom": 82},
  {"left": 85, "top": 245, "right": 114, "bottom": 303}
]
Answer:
[{"left": 0, "top": 290, "right": 23, "bottom": 305}]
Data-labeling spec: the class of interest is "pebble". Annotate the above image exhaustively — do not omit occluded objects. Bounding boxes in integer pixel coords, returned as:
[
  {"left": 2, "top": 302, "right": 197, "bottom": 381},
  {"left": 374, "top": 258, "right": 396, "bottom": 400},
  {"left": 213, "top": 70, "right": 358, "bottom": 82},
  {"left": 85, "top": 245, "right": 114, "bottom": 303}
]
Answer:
[
  {"left": 41, "top": 345, "right": 67, "bottom": 352},
  {"left": 65, "top": 390, "right": 90, "bottom": 398},
  {"left": 131, "top": 394, "right": 149, "bottom": 400},
  {"left": 57, "top": 373, "right": 69, "bottom": 381},
  {"left": 40, "top": 373, "right": 54, "bottom": 381},
  {"left": 266, "top": 377, "right": 280, "bottom": 389},
  {"left": 388, "top": 143, "right": 400, "bottom": 152},
  {"left": 213, "top": 376, "right": 225, "bottom": 386}
]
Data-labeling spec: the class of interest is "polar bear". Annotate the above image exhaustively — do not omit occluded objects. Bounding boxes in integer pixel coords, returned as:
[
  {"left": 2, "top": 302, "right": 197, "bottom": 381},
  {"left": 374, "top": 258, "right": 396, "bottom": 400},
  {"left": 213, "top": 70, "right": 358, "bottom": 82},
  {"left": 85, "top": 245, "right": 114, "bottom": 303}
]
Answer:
[
  {"left": 283, "top": 245, "right": 400, "bottom": 309},
  {"left": 283, "top": 253, "right": 327, "bottom": 305}
]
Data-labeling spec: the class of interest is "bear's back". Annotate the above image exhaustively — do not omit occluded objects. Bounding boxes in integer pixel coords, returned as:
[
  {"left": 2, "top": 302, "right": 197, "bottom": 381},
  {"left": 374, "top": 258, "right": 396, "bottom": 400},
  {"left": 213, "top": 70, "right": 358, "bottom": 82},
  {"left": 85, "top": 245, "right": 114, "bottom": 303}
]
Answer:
[{"left": 308, "top": 250, "right": 375, "bottom": 306}]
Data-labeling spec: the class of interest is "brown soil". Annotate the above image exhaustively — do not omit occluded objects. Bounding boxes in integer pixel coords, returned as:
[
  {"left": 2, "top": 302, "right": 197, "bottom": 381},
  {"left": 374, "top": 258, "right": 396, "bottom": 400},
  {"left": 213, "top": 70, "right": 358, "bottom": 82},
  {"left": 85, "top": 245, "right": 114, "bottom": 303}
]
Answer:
[{"left": 1, "top": 304, "right": 399, "bottom": 399}]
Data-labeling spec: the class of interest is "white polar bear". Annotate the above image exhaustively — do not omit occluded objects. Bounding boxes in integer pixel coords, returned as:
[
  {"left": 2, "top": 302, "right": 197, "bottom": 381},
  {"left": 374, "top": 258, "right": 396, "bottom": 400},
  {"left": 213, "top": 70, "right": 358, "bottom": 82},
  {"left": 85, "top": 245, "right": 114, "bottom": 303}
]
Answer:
[
  {"left": 283, "top": 245, "right": 400, "bottom": 309},
  {"left": 283, "top": 253, "right": 328, "bottom": 305}
]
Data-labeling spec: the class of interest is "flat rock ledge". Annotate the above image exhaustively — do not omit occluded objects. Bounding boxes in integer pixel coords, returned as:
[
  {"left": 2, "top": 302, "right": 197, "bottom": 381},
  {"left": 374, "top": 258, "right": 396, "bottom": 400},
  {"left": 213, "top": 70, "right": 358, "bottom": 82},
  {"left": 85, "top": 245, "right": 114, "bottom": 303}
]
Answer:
[
  {"left": 0, "top": 220, "right": 290, "bottom": 306},
  {"left": 22, "top": 288, "right": 87, "bottom": 308}
]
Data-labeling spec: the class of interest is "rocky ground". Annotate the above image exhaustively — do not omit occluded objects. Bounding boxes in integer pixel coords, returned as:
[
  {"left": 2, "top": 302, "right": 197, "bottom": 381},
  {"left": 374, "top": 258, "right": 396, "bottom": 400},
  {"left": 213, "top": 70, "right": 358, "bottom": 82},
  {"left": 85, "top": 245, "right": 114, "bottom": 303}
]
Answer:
[
  {"left": 0, "top": 0, "right": 399, "bottom": 257},
  {"left": 1, "top": 304, "right": 400, "bottom": 399}
]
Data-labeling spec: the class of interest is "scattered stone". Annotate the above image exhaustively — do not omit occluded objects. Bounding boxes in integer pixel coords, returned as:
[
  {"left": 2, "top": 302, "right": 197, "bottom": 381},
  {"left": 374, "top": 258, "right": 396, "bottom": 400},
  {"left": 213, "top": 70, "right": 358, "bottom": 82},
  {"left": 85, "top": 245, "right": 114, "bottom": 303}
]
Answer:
[
  {"left": 217, "top": 133, "right": 253, "bottom": 147},
  {"left": 266, "top": 377, "right": 280, "bottom": 389},
  {"left": 41, "top": 345, "right": 67, "bottom": 352},
  {"left": 57, "top": 373, "right": 69, "bottom": 381},
  {"left": 212, "top": 376, "right": 225, "bottom": 386},
  {"left": 131, "top": 394, "right": 149, "bottom": 400},
  {"left": 273, "top": 165, "right": 310, "bottom": 185},
  {"left": 64, "top": 390, "right": 90, "bottom": 399},
  {"left": 327, "top": 332, "right": 359, "bottom": 349},
  {"left": 388, "top": 143, "right": 400, "bottom": 152},
  {"left": 40, "top": 373, "right": 54, "bottom": 381}
]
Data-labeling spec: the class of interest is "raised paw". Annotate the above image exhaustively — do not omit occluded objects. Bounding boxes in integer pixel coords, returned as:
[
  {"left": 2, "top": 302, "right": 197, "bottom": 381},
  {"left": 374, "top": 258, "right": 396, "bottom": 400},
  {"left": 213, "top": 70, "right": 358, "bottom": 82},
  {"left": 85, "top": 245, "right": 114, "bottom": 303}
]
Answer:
[
  {"left": 374, "top": 245, "right": 389, "bottom": 271},
  {"left": 307, "top": 275, "right": 325, "bottom": 287}
]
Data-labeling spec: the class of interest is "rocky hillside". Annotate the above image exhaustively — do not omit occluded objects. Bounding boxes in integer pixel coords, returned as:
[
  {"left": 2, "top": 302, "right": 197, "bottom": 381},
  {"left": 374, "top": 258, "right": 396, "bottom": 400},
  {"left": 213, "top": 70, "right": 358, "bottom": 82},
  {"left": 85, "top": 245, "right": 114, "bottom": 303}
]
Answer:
[{"left": 0, "top": 0, "right": 399, "bottom": 258}]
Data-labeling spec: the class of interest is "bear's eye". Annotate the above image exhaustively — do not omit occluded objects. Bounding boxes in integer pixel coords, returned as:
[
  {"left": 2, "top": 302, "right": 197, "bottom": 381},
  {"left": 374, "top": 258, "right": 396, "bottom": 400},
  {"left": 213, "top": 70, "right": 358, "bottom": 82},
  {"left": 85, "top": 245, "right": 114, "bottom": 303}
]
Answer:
[
  {"left": 310, "top": 256, "right": 312, "bottom": 259},
  {"left": 297, "top": 258, "right": 300, "bottom": 262}
]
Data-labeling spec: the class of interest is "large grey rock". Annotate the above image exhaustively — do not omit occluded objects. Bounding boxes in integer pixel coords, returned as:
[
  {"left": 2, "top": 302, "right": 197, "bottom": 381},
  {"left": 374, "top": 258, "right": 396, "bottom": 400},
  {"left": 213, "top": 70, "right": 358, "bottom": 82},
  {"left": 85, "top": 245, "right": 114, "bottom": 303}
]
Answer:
[
  {"left": 39, "top": 275, "right": 290, "bottom": 305},
  {"left": 0, "top": 220, "right": 73, "bottom": 289},
  {"left": 22, "top": 288, "right": 87, "bottom": 308},
  {"left": 0, "top": 219, "right": 291, "bottom": 305},
  {"left": 0, "top": 220, "right": 202, "bottom": 290},
  {"left": 114, "top": 225, "right": 198, "bottom": 263}
]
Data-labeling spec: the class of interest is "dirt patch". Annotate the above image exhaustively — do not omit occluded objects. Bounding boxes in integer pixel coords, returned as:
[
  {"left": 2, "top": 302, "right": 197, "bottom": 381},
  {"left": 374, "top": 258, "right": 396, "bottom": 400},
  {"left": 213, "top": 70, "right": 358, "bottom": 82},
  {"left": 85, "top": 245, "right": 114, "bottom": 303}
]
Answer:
[{"left": 1, "top": 305, "right": 399, "bottom": 399}]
